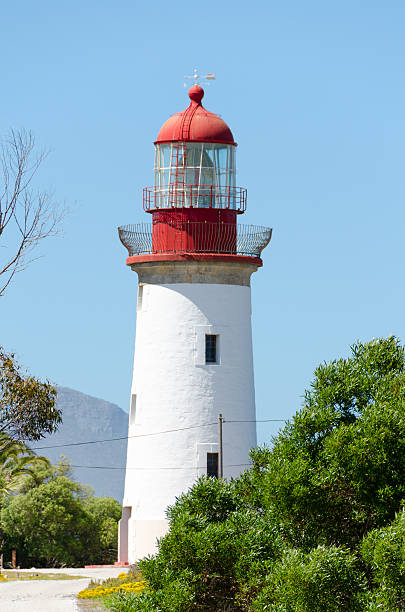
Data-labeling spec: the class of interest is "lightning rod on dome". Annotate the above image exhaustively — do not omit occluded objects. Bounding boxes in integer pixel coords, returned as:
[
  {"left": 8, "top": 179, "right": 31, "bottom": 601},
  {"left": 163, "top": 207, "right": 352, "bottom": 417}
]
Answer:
[{"left": 184, "top": 68, "right": 216, "bottom": 88}]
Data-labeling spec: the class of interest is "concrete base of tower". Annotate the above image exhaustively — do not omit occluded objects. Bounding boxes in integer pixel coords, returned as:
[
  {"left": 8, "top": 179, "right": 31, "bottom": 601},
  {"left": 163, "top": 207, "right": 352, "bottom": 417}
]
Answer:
[{"left": 119, "top": 518, "right": 169, "bottom": 563}]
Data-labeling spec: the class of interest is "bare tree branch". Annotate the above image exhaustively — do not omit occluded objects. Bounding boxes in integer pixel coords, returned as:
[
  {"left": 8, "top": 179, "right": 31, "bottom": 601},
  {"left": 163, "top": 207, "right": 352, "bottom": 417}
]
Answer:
[{"left": 0, "top": 129, "right": 66, "bottom": 296}]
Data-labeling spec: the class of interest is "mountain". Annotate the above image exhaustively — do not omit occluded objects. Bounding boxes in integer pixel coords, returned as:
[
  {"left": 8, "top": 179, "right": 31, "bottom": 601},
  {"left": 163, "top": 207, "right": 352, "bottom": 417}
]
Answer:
[{"left": 35, "top": 386, "right": 128, "bottom": 501}]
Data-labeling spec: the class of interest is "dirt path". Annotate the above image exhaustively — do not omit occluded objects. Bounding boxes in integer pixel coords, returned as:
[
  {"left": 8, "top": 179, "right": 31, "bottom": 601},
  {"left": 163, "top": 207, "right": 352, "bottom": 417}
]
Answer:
[{"left": 0, "top": 567, "right": 123, "bottom": 612}]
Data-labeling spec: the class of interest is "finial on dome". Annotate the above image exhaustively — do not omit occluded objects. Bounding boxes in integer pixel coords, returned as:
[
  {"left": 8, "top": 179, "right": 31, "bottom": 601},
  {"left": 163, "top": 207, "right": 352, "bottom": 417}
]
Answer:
[
  {"left": 188, "top": 84, "right": 204, "bottom": 104},
  {"left": 184, "top": 68, "right": 215, "bottom": 88},
  {"left": 184, "top": 69, "right": 215, "bottom": 104}
]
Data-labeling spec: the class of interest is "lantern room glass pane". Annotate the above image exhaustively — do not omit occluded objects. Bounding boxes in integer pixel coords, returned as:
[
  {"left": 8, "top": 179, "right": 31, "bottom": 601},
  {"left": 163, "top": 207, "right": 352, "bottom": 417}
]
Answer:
[
  {"left": 153, "top": 143, "right": 237, "bottom": 209},
  {"left": 159, "top": 145, "right": 171, "bottom": 168}
]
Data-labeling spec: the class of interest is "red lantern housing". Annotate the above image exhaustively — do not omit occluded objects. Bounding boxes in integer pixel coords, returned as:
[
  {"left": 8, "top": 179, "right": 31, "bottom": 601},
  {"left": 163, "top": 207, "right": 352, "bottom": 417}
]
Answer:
[{"left": 119, "top": 85, "right": 271, "bottom": 264}]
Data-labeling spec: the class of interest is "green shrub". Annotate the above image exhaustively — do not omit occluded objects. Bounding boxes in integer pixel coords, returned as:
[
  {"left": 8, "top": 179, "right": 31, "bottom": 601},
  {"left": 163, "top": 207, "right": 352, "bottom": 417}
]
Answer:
[
  {"left": 104, "top": 573, "right": 197, "bottom": 612},
  {"left": 251, "top": 545, "right": 367, "bottom": 611},
  {"left": 139, "top": 478, "right": 283, "bottom": 610},
  {"left": 113, "top": 339, "right": 405, "bottom": 611},
  {"left": 360, "top": 507, "right": 405, "bottom": 610},
  {"left": 105, "top": 591, "right": 155, "bottom": 612},
  {"left": 251, "top": 338, "right": 405, "bottom": 550},
  {"left": 1, "top": 475, "right": 121, "bottom": 567}
]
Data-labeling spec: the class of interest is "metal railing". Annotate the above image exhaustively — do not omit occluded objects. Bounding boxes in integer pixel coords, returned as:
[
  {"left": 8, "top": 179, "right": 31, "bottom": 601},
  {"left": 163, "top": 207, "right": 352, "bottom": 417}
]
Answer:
[
  {"left": 118, "top": 222, "right": 272, "bottom": 258},
  {"left": 143, "top": 185, "right": 247, "bottom": 212}
]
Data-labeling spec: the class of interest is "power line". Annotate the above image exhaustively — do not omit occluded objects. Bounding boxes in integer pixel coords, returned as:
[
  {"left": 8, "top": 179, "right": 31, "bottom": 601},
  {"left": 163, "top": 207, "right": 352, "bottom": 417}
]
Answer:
[
  {"left": 70, "top": 462, "right": 253, "bottom": 471},
  {"left": 30, "top": 421, "right": 218, "bottom": 451},
  {"left": 226, "top": 419, "right": 286, "bottom": 423},
  {"left": 30, "top": 418, "right": 287, "bottom": 452}
]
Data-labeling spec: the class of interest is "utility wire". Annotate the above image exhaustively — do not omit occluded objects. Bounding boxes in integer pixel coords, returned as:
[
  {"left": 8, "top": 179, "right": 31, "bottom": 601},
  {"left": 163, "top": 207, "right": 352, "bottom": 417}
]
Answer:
[
  {"left": 30, "top": 421, "right": 218, "bottom": 451},
  {"left": 69, "top": 463, "right": 253, "bottom": 471},
  {"left": 30, "top": 418, "right": 287, "bottom": 451},
  {"left": 226, "top": 419, "right": 286, "bottom": 423}
]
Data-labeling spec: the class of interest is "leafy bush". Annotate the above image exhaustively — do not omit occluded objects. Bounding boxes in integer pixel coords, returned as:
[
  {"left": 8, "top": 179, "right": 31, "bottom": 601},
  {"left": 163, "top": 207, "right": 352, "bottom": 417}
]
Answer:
[
  {"left": 105, "top": 592, "right": 151, "bottom": 612},
  {"left": 251, "top": 545, "right": 367, "bottom": 611},
  {"left": 360, "top": 508, "right": 405, "bottom": 610},
  {"left": 105, "top": 591, "right": 161, "bottom": 612},
  {"left": 137, "top": 477, "right": 283, "bottom": 611},
  {"left": 106, "top": 338, "right": 405, "bottom": 611},
  {"left": 1, "top": 474, "right": 121, "bottom": 567},
  {"left": 252, "top": 338, "right": 405, "bottom": 551}
]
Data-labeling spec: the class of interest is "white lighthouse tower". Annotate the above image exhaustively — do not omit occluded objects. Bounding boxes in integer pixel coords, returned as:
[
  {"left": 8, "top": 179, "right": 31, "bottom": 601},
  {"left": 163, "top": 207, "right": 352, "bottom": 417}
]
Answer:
[{"left": 117, "top": 80, "right": 272, "bottom": 563}]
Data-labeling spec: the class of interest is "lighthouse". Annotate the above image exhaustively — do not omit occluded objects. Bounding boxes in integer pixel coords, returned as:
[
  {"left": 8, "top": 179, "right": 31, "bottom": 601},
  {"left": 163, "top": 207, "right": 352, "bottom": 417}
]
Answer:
[{"left": 117, "top": 79, "right": 272, "bottom": 563}]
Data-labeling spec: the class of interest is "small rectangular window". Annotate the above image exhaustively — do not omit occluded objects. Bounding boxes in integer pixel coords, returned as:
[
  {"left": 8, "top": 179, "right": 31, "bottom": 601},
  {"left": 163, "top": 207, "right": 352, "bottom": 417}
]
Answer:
[
  {"left": 207, "top": 452, "right": 219, "bottom": 478},
  {"left": 137, "top": 285, "right": 143, "bottom": 311},
  {"left": 130, "top": 394, "right": 137, "bottom": 425},
  {"left": 205, "top": 334, "right": 218, "bottom": 364}
]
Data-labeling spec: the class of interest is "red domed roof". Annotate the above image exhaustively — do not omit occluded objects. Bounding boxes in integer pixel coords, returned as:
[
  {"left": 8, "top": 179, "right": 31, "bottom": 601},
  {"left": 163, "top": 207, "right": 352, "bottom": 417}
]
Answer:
[{"left": 155, "top": 85, "right": 236, "bottom": 146}]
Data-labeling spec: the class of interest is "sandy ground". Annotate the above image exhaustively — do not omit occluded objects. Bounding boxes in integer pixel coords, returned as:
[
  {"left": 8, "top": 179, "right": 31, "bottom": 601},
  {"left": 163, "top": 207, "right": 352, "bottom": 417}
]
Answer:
[{"left": 0, "top": 567, "right": 124, "bottom": 612}]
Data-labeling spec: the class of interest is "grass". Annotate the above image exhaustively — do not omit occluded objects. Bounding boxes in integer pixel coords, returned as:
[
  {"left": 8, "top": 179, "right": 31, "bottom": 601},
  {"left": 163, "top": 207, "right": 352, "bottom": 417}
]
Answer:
[
  {"left": 0, "top": 571, "right": 86, "bottom": 581},
  {"left": 76, "top": 601, "right": 108, "bottom": 611}
]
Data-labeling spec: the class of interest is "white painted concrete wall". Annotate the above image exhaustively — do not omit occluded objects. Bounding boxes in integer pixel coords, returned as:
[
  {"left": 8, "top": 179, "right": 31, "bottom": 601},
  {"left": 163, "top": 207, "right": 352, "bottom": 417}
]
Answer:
[{"left": 122, "top": 282, "right": 257, "bottom": 562}]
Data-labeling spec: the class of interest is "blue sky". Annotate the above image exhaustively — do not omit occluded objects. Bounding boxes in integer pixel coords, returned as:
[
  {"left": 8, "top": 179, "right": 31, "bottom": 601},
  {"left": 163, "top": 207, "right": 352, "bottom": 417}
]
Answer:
[{"left": 1, "top": 1, "right": 404, "bottom": 445}]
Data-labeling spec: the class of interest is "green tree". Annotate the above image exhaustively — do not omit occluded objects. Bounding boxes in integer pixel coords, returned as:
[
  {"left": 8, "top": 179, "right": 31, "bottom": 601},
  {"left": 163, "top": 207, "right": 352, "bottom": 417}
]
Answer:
[
  {"left": 1, "top": 476, "right": 91, "bottom": 566},
  {"left": 84, "top": 496, "right": 123, "bottom": 561},
  {"left": 248, "top": 336, "right": 405, "bottom": 549},
  {"left": 14, "top": 454, "right": 74, "bottom": 494},
  {"left": 0, "top": 347, "right": 61, "bottom": 441},
  {"left": 0, "top": 433, "right": 51, "bottom": 560},
  {"left": 116, "top": 338, "right": 405, "bottom": 612},
  {"left": 1, "top": 474, "right": 122, "bottom": 567},
  {"left": 0, "top": 433, "right": 50, "bottom": 497},
  {"left": 361, "top": 508, "right": 405, "bottom": 610}
]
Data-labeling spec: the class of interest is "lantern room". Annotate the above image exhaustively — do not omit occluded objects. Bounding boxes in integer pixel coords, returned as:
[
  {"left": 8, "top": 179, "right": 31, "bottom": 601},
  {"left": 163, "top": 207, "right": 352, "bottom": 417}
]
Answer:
[
  {"left": 119, "top": 84, "right": 272, "bottom": 260},
  {"left": 143, "top": 85, "right": 246, "bottom": 214}
]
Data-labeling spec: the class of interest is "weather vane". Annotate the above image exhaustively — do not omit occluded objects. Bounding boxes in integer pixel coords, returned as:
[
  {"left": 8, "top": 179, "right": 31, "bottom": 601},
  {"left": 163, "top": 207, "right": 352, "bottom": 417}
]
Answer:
[{"left": 184, "top": 68, "right": 216, "bottom": 87}]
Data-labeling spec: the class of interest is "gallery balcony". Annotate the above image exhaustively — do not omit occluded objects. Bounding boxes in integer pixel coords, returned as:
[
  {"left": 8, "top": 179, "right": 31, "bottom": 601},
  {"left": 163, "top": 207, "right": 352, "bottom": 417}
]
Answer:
[{"left": 118, "top": 222, "right": 272, "bottom": 259}]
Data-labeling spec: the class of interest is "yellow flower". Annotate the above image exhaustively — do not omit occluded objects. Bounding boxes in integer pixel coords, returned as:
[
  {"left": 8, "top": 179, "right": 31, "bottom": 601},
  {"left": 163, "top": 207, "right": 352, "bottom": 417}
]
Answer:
[{"left": 77, "top": 579, "right": 146, "bottom": 600}]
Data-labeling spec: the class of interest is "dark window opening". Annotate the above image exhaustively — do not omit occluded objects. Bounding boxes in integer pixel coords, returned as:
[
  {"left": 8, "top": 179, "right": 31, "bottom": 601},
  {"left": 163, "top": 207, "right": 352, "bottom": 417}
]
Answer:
[
  {"left": 205, "top": 334, "right": 217, "bottom": 363},
  {"left": 207, "top": 452, "right": 219, "bottom": 478}
]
